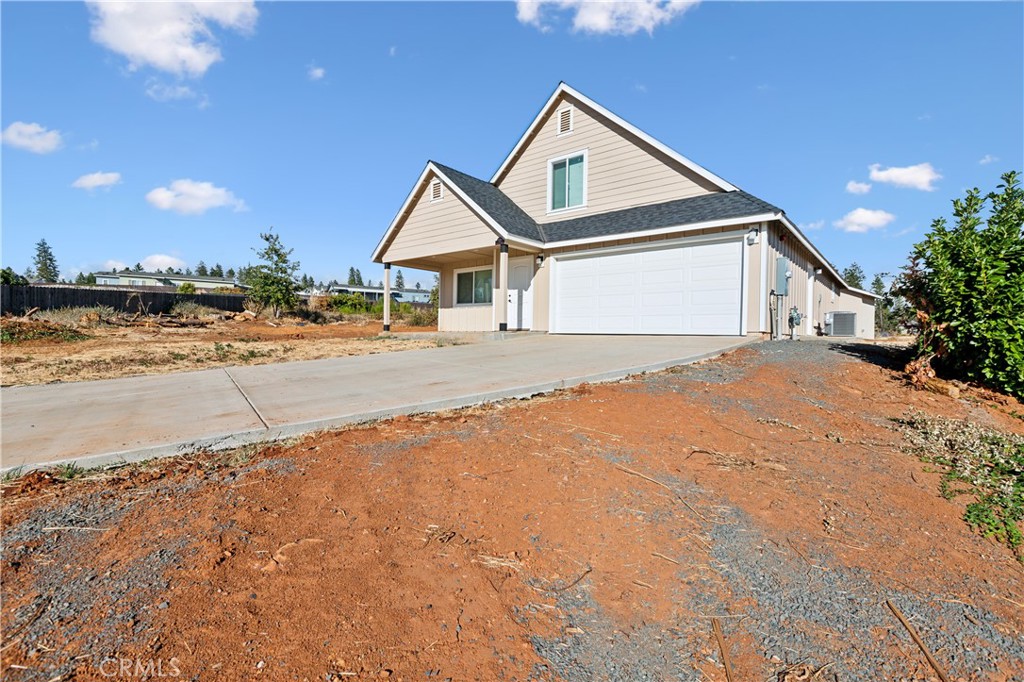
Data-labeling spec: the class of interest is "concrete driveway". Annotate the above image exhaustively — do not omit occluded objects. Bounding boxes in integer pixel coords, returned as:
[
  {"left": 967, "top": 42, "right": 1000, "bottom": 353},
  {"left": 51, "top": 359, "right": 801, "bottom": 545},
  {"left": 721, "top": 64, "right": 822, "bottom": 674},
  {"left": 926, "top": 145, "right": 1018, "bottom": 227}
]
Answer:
[{"left": 1, "top": 334, "right": 752, "bottom": 471}]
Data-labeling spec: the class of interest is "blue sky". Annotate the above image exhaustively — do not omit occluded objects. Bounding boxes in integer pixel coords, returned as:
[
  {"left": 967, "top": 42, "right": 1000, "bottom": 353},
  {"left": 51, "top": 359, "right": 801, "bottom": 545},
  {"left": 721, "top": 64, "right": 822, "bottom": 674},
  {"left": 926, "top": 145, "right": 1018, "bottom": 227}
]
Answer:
[{"left": 2, "top": 1, "right": 1021, "bottom": 288}]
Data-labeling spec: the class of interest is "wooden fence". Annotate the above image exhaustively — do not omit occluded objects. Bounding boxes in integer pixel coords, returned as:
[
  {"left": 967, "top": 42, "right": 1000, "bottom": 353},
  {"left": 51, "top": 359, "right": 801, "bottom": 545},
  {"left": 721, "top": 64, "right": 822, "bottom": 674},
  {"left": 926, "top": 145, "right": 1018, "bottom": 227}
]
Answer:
[{"left": 1, "top": 285, "right": 247, "bottom": 316}]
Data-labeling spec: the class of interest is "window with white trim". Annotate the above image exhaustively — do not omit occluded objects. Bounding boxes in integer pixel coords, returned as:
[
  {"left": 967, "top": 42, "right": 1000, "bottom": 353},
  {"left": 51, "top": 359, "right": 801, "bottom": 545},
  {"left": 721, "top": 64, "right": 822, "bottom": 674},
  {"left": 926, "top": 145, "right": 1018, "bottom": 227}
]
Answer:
[
  {"left": 455, "top": 268, "right": 493, "bottom": 305},
  {"left": 556, "top": 106, "right": 573, "bottom": 136},
  {"left": 549, "top": 150, "right": 586, "bottom": 212},
  {"left": 429, "top": 179, "right": 444, "bottom": 202}
]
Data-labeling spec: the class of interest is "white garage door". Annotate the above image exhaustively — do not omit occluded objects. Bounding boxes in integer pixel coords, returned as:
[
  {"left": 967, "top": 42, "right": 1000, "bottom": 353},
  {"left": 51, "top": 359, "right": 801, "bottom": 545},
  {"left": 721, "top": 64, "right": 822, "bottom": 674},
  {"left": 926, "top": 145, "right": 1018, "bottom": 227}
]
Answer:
[{"left": 553, "top": 239, "right": 743, "bottom": 335}]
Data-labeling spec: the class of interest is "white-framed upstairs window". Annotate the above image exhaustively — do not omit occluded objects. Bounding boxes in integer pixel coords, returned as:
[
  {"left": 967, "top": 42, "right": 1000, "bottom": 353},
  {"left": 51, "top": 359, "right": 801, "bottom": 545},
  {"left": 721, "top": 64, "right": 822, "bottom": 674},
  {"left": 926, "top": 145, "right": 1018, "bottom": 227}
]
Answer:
[
  {"left": 429, "top": 178, "right": 444, "bottom": 203},
  {"left": 454, "top": 267, "right": 493, "bottom": 306},
  {"left": 556, "top": 105, "right": 574, "bottom": 136},
  {"left": 547, "top": 149, "right": 587, "bottom": 214}
]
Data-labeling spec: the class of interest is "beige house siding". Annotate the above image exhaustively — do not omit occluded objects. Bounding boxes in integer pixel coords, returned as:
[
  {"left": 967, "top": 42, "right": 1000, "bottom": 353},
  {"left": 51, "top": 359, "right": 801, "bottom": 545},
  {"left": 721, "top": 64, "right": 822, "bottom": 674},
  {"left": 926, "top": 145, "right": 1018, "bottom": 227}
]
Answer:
[
  {"left": 381, "top": 173, "right": 497, "bottom": 264},
  {"left": 813, "top": 275, "right": 876, "bottom": 339},
  {"left": 746, "top": 233, "right": 763, "bottom": 333},
  {"left": 495, "top": 94, "right": 721, "bottom": 225},
  {"left": 763, "top": 222, "right": 813, "bottom": 336}
]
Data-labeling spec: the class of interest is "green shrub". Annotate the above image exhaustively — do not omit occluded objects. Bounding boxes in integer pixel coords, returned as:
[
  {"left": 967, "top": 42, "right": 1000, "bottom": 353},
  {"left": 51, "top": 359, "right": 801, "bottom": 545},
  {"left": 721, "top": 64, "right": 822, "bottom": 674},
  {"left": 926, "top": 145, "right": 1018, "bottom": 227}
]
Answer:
[
  {"left": 177, "top": 282, "right": 197, "bottom": 294},
  {"left": 406, "top": 307, "right": 438, "bottom": 327},
  {"left": 328, "top": 292, "right": 371, "bottom": 313},
  {"left": 895, "top": 171, "right": 1024, "bottom": 397}
]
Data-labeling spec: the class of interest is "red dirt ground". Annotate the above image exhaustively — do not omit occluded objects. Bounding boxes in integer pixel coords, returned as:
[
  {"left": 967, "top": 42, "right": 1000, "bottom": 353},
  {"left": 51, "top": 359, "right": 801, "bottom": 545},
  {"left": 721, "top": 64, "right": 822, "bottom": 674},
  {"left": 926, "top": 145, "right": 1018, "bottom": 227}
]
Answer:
[{"left": 2, "top": 341, "right": 1022, "bottom": 681}]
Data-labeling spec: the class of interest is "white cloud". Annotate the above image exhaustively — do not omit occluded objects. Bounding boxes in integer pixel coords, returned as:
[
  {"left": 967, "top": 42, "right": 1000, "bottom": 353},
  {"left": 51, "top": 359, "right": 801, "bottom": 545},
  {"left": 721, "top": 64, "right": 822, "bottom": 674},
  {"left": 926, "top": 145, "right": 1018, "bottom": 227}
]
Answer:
[
  {"left": 146, "top": 179, "right": 247, "bottom": 215},
  {"left": 845, "top": 180, "right": 871, "bottom": 195},
  {"left": 87, "top": 1, "right": 258, "bottom": 78},
  {"left": 307, "top": 64, "right": 325, "bottom": 81},
  {"left": 388, "top": 46, "right": 397, "bottom": 57},
  {"left": 979, "top": 154, "right": 998, "bottom": 165},
  {"left": 868, "top": 162, "right": 942, "bottom": 191},
  {"left": 2, "top": 121, "right": 64, "bottom": 154},
  {"left": 800, "top": 220, "right": 825, "bottom": 231},
  {"left": 103, "top": 259, "right": 128, "bottom": 272},
  {"left": 78, "top": 138, "right": 100, "bottom": 152},
  {"left": 72, "top": 171, "right": 122, "bottom": 191},
  {"left": 141, "top": 254, "right": 186, "bottom": 271},
  {"left": 145, "top": 80, "right": 198, "bottom": 102},
  {"left": 834, "top": 208, "right": 896, "bottom": 234},
  {"left": 516, "top": 0, "right": 699, "bottom": 35}
]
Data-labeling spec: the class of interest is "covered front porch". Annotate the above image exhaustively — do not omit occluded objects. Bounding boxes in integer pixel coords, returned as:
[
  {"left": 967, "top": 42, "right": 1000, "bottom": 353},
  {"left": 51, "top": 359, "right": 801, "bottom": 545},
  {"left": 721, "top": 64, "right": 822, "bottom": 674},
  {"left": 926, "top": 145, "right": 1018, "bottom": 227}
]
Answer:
[{"left": 383, "top": 240, "right": 543, "bottom": 333}]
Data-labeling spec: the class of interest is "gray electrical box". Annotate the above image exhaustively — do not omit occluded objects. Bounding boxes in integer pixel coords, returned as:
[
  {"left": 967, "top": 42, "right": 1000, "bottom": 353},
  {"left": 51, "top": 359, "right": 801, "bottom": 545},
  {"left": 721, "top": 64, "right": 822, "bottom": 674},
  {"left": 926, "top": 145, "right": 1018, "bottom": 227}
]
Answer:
[{"left": 775, "top": 257, "right": 790, "bottom": 295}]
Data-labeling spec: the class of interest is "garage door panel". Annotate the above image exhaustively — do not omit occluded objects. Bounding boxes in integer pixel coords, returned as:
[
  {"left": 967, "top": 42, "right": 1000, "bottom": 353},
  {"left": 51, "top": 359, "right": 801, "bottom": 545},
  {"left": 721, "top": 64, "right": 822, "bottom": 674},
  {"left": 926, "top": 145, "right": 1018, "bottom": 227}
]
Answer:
[
  {"left": 555, "top": 239, "right": 742, "bottom": 335},
  {"left": 641, "top": 269, "right": 683, "bottom": 285},
  {"left": 598, "top": 272, "right": 637, "bottom": 289},
  {"left": 641, "top": 291, "right": 684, "bottom": 308}
]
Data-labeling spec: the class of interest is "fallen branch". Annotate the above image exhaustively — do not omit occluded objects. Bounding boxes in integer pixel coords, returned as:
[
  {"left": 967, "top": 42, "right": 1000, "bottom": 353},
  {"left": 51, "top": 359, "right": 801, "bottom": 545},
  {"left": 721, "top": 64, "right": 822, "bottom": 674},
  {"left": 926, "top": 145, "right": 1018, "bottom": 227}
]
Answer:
[
  {"left": 711, "top": 617, "right": 736, "bottom": 682},
  {"left": 42, "top": 526, "right": 109, "bottom": 532},
  {"left": 885, "top": 599, "right": 951, "bottom": 682},
  {"left": 614, "top": 463, "right": 709, "bottom": 522},
  {"left": 533, "top": 566, "right": 592, "bottom": 593},
  {"left": 651, "top": 551, "right": 680, "bottom": 565}
]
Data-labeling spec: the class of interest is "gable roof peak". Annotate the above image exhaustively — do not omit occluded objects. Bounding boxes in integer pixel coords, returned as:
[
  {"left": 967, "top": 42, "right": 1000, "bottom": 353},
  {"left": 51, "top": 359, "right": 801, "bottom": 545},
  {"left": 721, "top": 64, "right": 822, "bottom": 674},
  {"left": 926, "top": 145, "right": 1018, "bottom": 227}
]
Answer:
[{"left": 490, "top": 82, "right": 738, "bottom": 194}]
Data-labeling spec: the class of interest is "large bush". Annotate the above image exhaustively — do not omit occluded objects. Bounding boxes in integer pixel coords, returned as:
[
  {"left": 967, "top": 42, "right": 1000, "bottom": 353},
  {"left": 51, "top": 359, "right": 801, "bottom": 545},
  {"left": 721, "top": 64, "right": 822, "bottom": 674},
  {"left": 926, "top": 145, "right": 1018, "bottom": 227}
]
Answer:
[{"left": 895, "top": 171, "right": 1024, "bottom": 397}]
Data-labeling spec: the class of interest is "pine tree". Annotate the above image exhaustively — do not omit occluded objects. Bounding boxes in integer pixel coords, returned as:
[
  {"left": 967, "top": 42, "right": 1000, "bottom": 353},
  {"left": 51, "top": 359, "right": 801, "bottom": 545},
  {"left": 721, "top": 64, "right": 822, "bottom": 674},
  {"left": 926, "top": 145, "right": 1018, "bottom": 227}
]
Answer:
[
  {"left": 195, "top": 261, "right": 209, "bottom": 276},
  {"left": 210, "top": 263, "right": 224, "bottom": 277},
  {"left": 32, "top": 238, "right": 60, "bottom": 282},
  {"left": 354, "top": 268, "right": 364, "bottom": 286},
  {"left": 347, "top": 267, "right": 357, "bottom": 285},
  {"left": 394, "top": 269, "right": 405, "bottom": 289},
  {"left": 226, "top": 267, "right": 236, "bottom": 279},
  {"left": 133, "top": 263, "right": 143, "bottom": 272},
  {"left": 841, "top": 262, "right": 866, "bottom": 289},
  {"left": 247, "top": 229, "right": 300, "bottom": 318}
]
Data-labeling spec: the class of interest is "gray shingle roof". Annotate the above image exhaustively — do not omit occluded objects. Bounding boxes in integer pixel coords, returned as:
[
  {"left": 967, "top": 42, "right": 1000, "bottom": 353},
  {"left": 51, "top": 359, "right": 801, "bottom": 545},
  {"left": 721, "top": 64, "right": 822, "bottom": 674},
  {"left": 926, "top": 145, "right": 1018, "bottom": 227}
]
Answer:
[
  {"left": 432, "top": 162, "right": 546, "bottom": 242},
  {"left": 540, "top": 190, "right": 781, "bottom": 243},
  {"left": 431, "top": 161, "right": 780, "bottom": 245}
]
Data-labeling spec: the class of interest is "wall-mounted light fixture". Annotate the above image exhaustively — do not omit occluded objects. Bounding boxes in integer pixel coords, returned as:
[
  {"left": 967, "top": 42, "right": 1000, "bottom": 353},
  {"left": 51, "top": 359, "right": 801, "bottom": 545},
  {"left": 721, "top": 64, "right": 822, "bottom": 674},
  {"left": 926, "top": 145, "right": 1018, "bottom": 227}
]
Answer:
[
  {"left": 814, "top": 268, "right": 823, "bottom": 275},
  {"left": 746, "top": 227, "right": 760, "bottom": 245},
  {"left": 535, "top": 254, "right": 545, "bottom": 266}
]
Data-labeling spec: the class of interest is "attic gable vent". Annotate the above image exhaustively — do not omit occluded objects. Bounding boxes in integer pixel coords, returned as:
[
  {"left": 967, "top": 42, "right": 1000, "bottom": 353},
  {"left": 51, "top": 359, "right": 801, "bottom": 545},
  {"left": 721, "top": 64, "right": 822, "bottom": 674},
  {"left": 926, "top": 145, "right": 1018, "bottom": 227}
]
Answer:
[
  {"left": 557, "top": 106, "right": 573, "bottom": 136},
  {"left": 429, "top": 178, "right": 444, "bottom": 202}
]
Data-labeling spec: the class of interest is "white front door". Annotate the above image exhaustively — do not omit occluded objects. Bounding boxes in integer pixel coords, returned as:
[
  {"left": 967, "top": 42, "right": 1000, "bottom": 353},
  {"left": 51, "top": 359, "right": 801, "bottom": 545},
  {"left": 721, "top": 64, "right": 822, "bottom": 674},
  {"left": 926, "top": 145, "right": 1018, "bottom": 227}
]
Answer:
[{"left": 507, "top": 257, "right": 534, "bottom": 330}]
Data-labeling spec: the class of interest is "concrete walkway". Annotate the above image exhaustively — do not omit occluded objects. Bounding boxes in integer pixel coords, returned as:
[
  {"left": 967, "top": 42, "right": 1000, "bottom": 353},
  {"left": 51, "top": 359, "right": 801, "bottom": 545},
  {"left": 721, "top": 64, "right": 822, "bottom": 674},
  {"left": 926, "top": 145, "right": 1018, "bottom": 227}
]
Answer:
[{"left": 1, "top": 334, "right": 752, "bottom": 471}]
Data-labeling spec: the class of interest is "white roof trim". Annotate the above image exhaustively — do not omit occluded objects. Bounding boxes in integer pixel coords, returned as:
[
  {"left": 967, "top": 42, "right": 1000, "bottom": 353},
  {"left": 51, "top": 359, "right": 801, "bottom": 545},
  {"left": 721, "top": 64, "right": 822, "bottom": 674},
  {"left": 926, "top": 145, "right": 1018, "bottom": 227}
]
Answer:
[
  {"left": 490, "top": 82, "right": 738, "bottom": 193},
  {"left": 774, "top": 214, "right": 882, "bottom": 299},
  {"left": 372, "top": 162, "right": 542, "bottom": 263},
  {"left": 543, "top": 213, "right": 778, "bottom": 250}
]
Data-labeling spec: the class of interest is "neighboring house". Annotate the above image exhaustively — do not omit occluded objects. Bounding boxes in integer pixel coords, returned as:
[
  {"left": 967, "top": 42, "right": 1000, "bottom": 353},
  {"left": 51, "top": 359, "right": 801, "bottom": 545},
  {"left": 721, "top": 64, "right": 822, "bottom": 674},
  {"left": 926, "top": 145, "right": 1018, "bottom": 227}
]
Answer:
[
  {"left": 328, "top": 284, "right": 432, "bottom": 304},
  {"left": 372, "top": 83, "right": 877, "bottom": 339},
  {"left": 93, "top": 271, "right": 242, "bottom": 291}
]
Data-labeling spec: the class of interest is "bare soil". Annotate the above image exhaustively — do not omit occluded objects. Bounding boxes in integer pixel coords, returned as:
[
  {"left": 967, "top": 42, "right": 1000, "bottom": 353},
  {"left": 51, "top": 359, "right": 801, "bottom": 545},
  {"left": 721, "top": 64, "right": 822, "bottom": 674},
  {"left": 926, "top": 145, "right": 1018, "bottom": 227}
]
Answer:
[
  {"left": 2, "top": 341, "right": 1023, "bottom": 681},
  {"left": 0, "top": 318, "right": 438, "bottom": 386}
]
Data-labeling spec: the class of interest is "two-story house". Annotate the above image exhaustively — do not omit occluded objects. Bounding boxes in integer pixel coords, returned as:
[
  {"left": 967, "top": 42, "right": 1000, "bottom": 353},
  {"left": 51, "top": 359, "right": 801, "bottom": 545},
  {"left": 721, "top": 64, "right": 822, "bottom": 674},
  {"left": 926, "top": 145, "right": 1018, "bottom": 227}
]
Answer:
[{"left": 372, "top": 83, "right": 877, "bottom": 338}]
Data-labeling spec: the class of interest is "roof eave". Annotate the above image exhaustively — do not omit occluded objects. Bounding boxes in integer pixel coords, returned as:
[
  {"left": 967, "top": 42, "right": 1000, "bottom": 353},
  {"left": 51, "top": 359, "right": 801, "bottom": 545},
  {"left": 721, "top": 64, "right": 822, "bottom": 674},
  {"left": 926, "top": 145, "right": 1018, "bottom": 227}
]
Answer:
[
  {"left": 542, "top": 211, "right": 778, "bottom": 250},
  {"left": 774, "top": 214, "right": 880, "bottom": 298}
]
